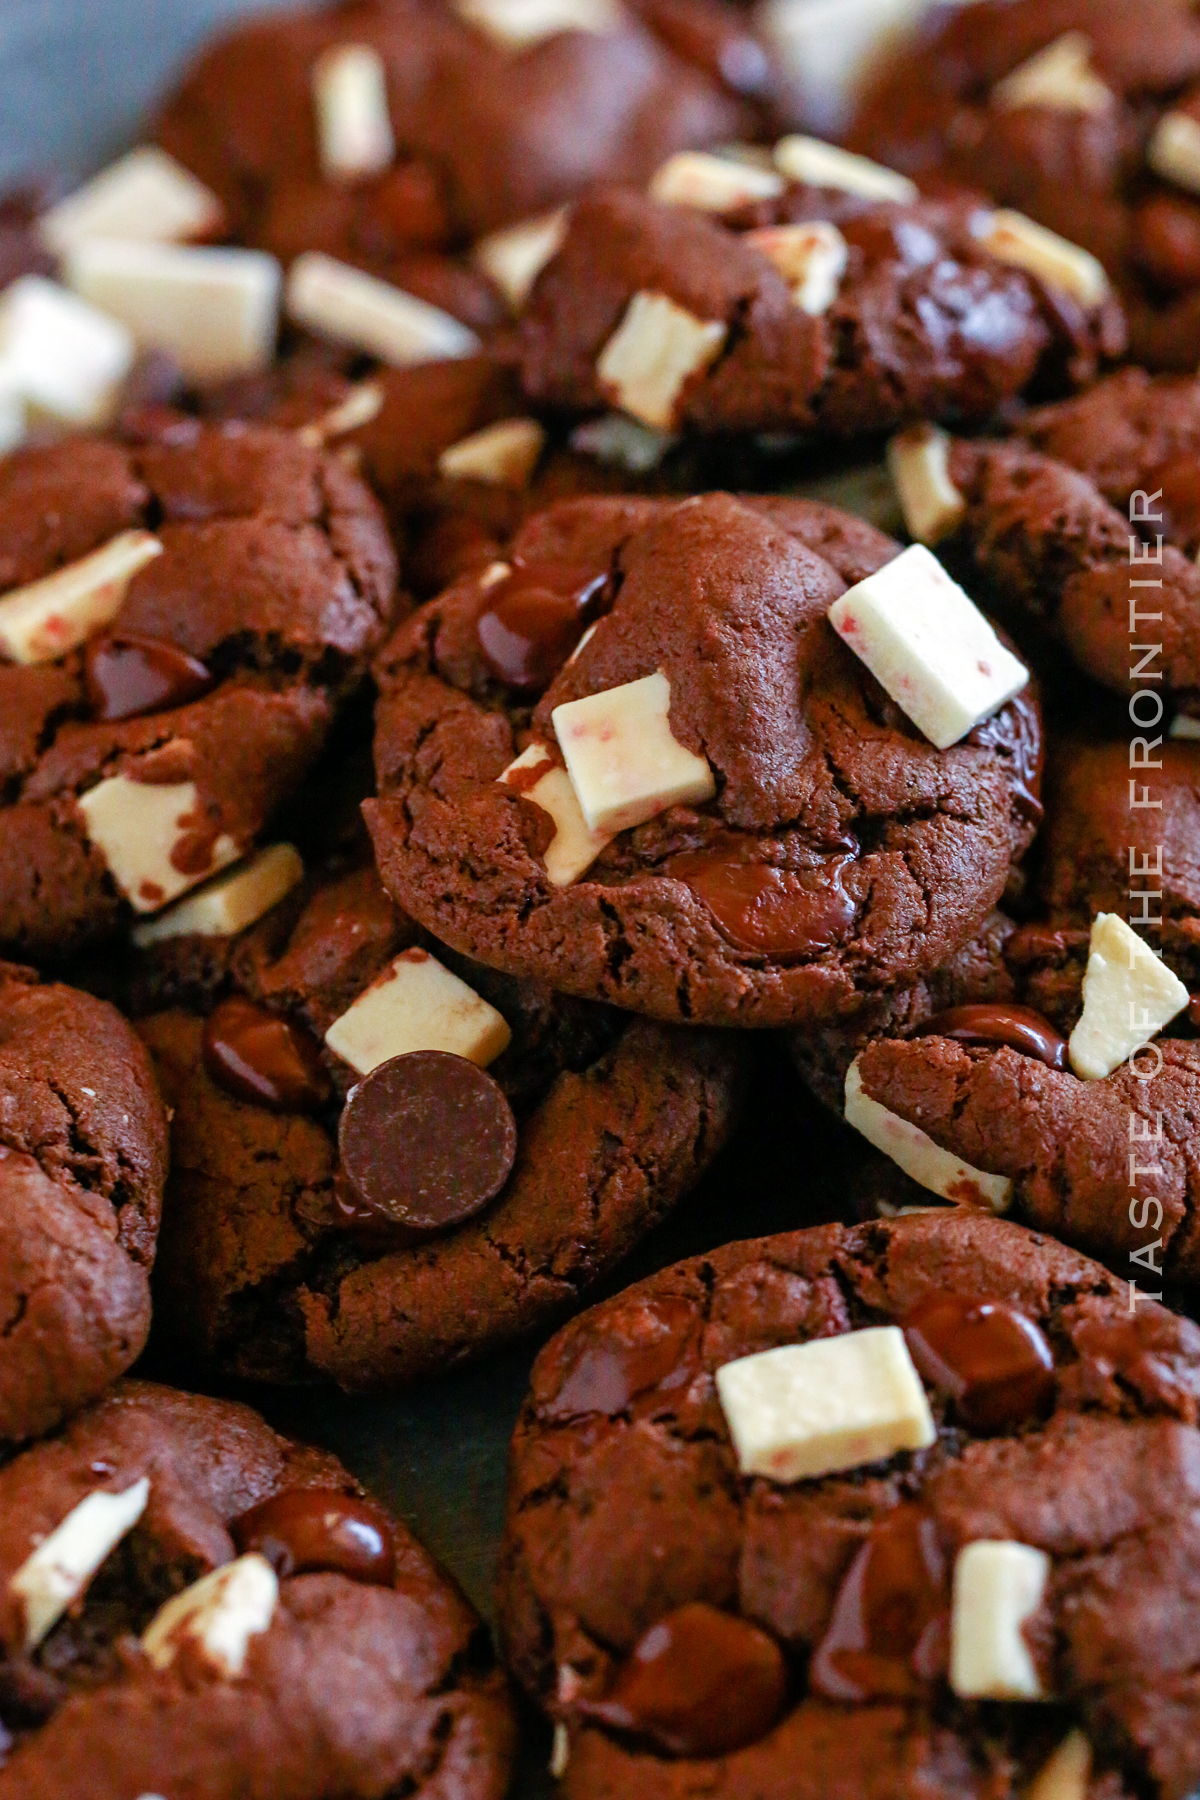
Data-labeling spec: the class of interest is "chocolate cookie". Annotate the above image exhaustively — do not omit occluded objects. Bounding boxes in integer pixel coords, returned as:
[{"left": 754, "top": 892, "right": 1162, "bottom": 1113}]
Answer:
[
  {"left": 498, "top": 1208, "right": 1200, "bottom": 1799},
  {"left": 0, "top": 968, "right": 167, "bottom": 1446},
  {"left": 0, "top": 1379, "right": 516, "bottom": 1797},
  {"left": 153, "top": 0, "right": 750, "bottom": 264},
  {"left": 849, "top": 0, "right": 1200, "bottom": 370},
  {"left": 518, "top": 169, "right": 1123, "bottom": 438},
  {"left": 129, "top": 839, "right": 743, "bottom": 1389},
  {"left": 365, "top": 491, "right": 1042, "bottom": 1027},
  {"left": 0, "top": 418, "right": 397, "bottom": 963}
]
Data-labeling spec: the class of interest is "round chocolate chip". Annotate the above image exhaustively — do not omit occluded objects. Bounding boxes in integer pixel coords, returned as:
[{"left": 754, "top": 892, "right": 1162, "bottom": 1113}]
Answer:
[{"left": 338, "top": 1050, "right": 518, "bottom": 1233}]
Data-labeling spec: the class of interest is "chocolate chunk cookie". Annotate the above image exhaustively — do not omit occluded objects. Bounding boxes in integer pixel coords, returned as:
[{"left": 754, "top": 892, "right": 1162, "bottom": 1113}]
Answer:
[
  {"left": 365, "top": 491, "right": 1041, "bottom": 1027},
  {"left": 0, "top": 1379, "right": 516, "bottom": 1798},
  {"left": 0, "top": 419, "right": 397, "bottom": 963},
  {"left": 129, "top": 835, "right": 743, "bottom": 1389},
  {"left": 519, "top": 173, "right": 1123, "bottom": 438},
  {"left": 849, "top": 0, "right": 1200, "bottom": 370},
  {"left": 497, "top": 1209, "right": 1200, "bottom": 1799},
  {"left": 0, "top": 968, "right": 167, "bottom": 1446},
  {"left": 154, "top": 0, "right": 749, "bottom": 264}
]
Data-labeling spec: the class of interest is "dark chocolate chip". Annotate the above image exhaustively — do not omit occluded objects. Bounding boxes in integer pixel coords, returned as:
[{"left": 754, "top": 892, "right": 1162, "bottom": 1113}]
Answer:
[
  {"left": 85, "top": 632, "right": 214, "bottom": 722},
  {"left": 338, "top": 1050, "right": 517, "bottom": 1232},
  {"left": 202, "top": 996, "right": 332, "bottom": 1113},
  {"left": 904, "top": 1292, "right": 1055, "bottom": 1434},
  {"left": 916, "top": 1003, "right": 1068, "bottom": 1072},
  {"left": 810, "top": 1506, "right": 948, "bottom": 1702},
  {"left": 231, "top": 1488, "right": 396, "bottom": 1586},
  {"left": 476, "top": 563, "right": 608, "bottom": 693}
]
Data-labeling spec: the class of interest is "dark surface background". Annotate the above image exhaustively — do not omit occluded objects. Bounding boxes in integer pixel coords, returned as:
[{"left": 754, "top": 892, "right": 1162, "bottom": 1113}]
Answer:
[{"left": 2, "top": 8, "right": 896, "bottom": 1791}]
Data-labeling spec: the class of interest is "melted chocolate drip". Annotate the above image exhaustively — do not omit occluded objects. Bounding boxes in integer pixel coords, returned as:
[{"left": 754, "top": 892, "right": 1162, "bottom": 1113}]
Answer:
[
  {"left": 85, "top": 633, "right": 214, "bottom": 722},
  {"left": 534, "top": 1298, "right": 699, "bottom": 1419},
  {"left": 918, "top": 1003, "right": 1068, "bottom": 1071},
  {"left": 810, "top": 1506, "right": 948, "bottom": 1702},
  {"left": 668, "top": 845, "right": 858, "bottom": 961},
  {"left": 969, "top": 687, "right": 1043, "bottom": 827},
  {"left": 202, "top": 997, "right": 332, "bottom": 1113}
]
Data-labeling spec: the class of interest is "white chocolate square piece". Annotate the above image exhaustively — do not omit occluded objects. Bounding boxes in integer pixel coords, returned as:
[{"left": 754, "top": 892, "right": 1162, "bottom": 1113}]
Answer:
[
  {"left": 845, "top": 1060, "right": 1013, "bottom": 1212},
  {"left": 0, "top": 530, "right": 163, "bottom": 666},
  {"left": 1029, "top": 1732, "right": 1092, "bottom": 1800},
  {"left": 313, "top": 44, "right": 396, "bottom": 181},
  {"left": 0, "top": 276, "right": 134, "bottom": 427},
  {"left": 757, "top": 0, "right": 934, "bottom": 138},
  {"left": 454, "top": 0, "right": 624, "bottom": 49},
  {"left": 648, "top": 151, "right": 784, "bottom": 212},
  {"left": 325, "top": 948, "right": 512, "bottom": 1074},
  {"left": 950, "top": 1539, "right": 1050, "bottom": 1700},
  {"left": 744, "top": 222, "right": 848, "bottom": 314},
  {"left": 131, "top": 843, "right": 304, "bottom": 947},
  {"left": 287, "top": 252, "right": 480, "bottom": 365},
  {"left": 142, "top": 1554, "right": 278, "bottom": 1678},
  {"left": 10, "top": 1478, "right": 150, "bottom": 1651},
  {"left": 1171, "top": 713, "right": 1200, "bottom": 740},
  {"left": 888, "top": 424, "right": 966, "bottom": 546},
  {"left": 1148, "top": 110, "right": 1200, "bottom": 198},
  {"left": 772, "top": 134, "right": 917, "bottom": 203},
  {"left": 974, "top": 209, "right": 1110, "bottom": 309},
  {"left": 500, "top": 744, "right": 615, "bottom": 885},
  {"left": 992, "top": 32, "right": 1113, "bottom": 115},
  {"left": 1068, "top": 911, "right": 1188, "bottom": 1080},
  {"left": 716, "top": 1325, "right": 936, "bottom": 1483},
  {"left": 596, "top": 291, "right": 726, "bottom": 431},
  {"left": 438, "top": 417, "right": 546, "bottom": 486},
  {"left": 295, "top": 380, "right": 385, "bottom": 447},
  {"left": 63, "top": 239, "right": 281, "bottom": 381},
  {"left": 473, "top": 210, "right": 566, "bottom": 313},
  {"left": 38, "top": 147, "right": 225, "bottom": 255},
  {"left": 77, "top": 776, "right": 239, "bottom": 914},
  {"left": 552, "top": 669, "right": 715, "bottom": 835},
  {"left": 828, "top": 543, "right": 1029, "bottom": 750},
  {"left": 569, "top": 412, "right": 676, "bottom": 472}
]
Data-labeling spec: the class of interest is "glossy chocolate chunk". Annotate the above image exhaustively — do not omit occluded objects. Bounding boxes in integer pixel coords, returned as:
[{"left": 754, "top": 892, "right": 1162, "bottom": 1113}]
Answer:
[
  {"left": 202, "top": 997, "right": 331, "bottom": 1113},
  {"left": 917, "top": 1004, "right": 1068, "bottom": 1072},
  {"left": 338, "top": 1050, "right": 517, "bottom": 1232},
  {"left": 668, "top": 848, "right": 857, "bottom": 960},
  {"left": 576, "top": 1603, "right": 786, "bottom": 1758},
  {"left": 231, "top": 1487, "right": 396, "bottom": 1586},
  {"left": 476, "top": 563, "right": 608, "bottom": 693},
  {"left": 904, "top": 1293, "right": 1055, "bottom": 1434},
  {"left": 810, "top": 1506, "right": 948, "bottom": 1702},
  {"left": 533, "top": 1297, "right": 698, "bottom": 1419},
  {"left": 85, "top": 632, "right": 214, "bottom": 722}
]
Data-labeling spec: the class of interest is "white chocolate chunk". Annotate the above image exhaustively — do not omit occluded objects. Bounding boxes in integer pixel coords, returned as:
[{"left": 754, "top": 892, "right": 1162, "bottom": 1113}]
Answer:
[
  {"left": 63, "top": 240, "right": 281, "bottom": 382},
  {"left": 553, "top": 669, "right": 715, "bottom": 835},
  {"left": 10, "top": 1479, "right": 150, "bottom": 1651},
  {"left": 438, "top": 417, "right": 546, "bottom": 486},
  {"left": 0, "top": 276, "right": 134, "bottom": 427},
  {"left": 77, "top": 776, "right": 239, "bottom": 914},
  {"left": 648, "top": 151, "right": 784, "bottom": 212},
  {"left": 1148, "top": 110, "right": 1200, "bottom": 197},
  {"left": 325, "top": 948, "right": 512, "bottom": 1074},
  {"left": 744, "top": 221, "right": 848, "bottom": 314},
  {"left": 287, "top": 252, "right": 480, "bottom": 365},
  {"left": 1171, "top": 713, "right": 1200, "bottom": 739},
  {"left": 38, "top": 147, "right": 225, "bottom": 255},
  {"left": 550, "top": 1722, "right": 571, "bottom": 1779},
  {"left": 974, "top": 209, "right": 1110, "bottom": 309},
  {"left": 716, "top": 1325, "right": 936, "bottom": 1484},
  {"left": 887, "top": 424, "right": 966, "bottom": 546},
  {"left": 757, "top": 0, "right": 934, "bottom": 138},
  {"left": 596, "top": 291, "right": 726, "bottom": 431},
  {"left": 828, "top": 543, "right": 1029, "bottom": 749},
  {"left": 772, "top": 134, "right": 918, "bottom": 203},
  {"left": 950, "top": 1540, "right": 1050, "bottom": 1700},
  {"left": 845, "top": 1060, "right": 1014, "bottom": 1212},
  {"left": 569, "top": 412, "right": 676, "bottom": 472},
  {"left": 142, "top": 1554, "right": 278, "bottom": 1678},
  {"left": 131, "top": 844, "right": 304, "bottom": 946},
  {"left": 295, "top": 380, "right": 385, "bottom": 447},
  {"left": 454, "top": 0, "right": 623, "bottom": 49},
  {"left": 499, "top": 744, "right": 614, "bottom": 885},
  {"left": 1029, "top": 1731, "right": 1092, "bottom": 1800},
  {"left": 1068, "top": 911, "right": 1189, "bottom": 1080},
  {"left": 0, "top": 387, "right": 25, "bottom": 453},
  {"left": 473, "top": 210, "right": 567, "bottom": 313},
  {"left": 992, "top": 32, "right": 1113, "bottom": 115},
  {"left": 0, "top": 530, "right": 162, "bottom": 665},
  {"left": 313, "top": 44, "right": 396, "bottom": 181}
]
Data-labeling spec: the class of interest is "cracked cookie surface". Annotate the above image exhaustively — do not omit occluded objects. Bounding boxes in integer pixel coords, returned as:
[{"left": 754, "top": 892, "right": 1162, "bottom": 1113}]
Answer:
[
  {"left": 0, "top": 1379, "right": 516, "bottom": 1799},
  {"left": 366, "top": 491, "right": 1041, "bottom": 1027},
  {"left": 498, "top": 1209, "right": 1200, "bottom": 1799},
  {"left": 0, "top": 965, "right": 167, "bottom": 1446}
]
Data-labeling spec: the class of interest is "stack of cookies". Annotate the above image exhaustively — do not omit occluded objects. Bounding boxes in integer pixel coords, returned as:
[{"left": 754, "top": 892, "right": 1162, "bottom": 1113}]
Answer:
[{"left": 0, "top": 0, "right": 1199, "bottom": 1794}]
